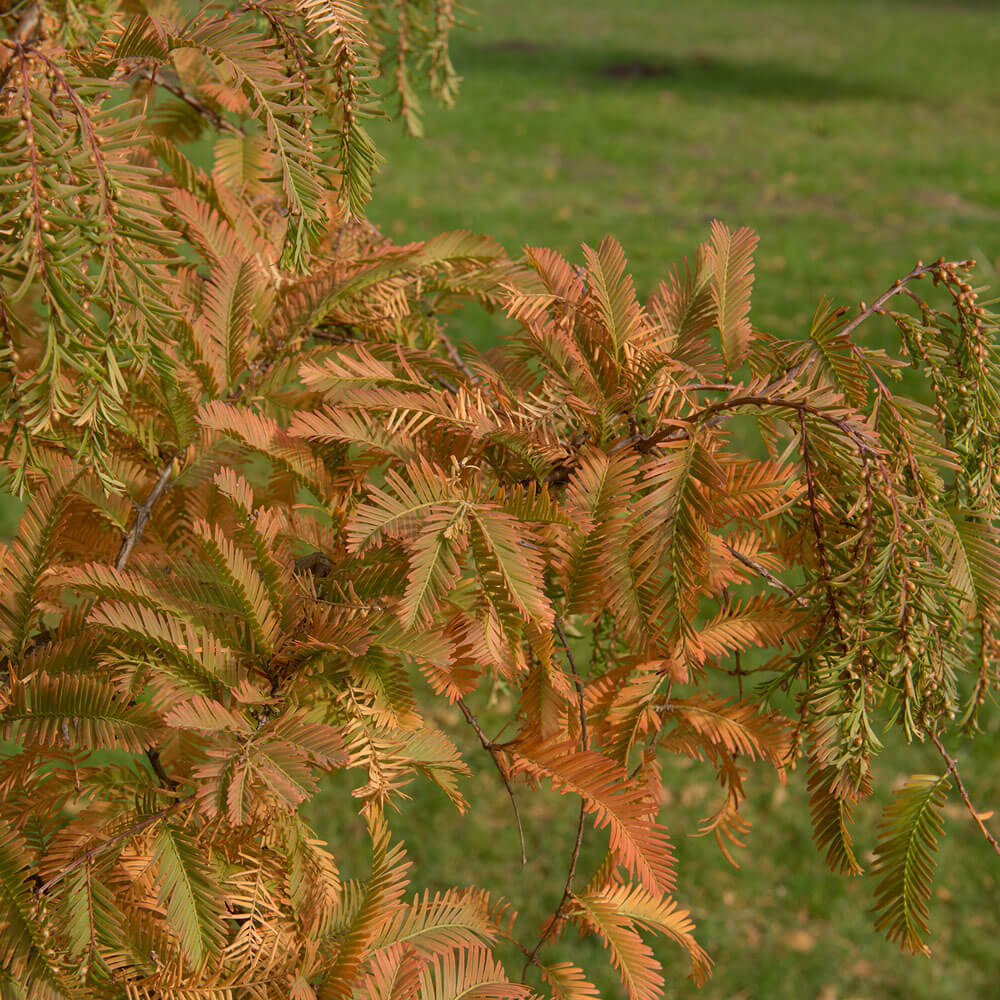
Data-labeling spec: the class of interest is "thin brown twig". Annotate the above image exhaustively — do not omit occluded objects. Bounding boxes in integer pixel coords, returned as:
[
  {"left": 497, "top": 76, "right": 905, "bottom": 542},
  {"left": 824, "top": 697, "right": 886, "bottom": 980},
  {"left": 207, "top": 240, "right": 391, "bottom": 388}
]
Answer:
[
  {"left": 760, "top": 259, "right": 962, "bottom": 395},
  {"left": 633, "top": 391, "right": 877, "bottom": 457},
  {"left": 439, "top": 329, "right": 478, "bottom": 382},
  {"left": 521, "top": 616, "right": 589, "bottom": 981},
  {"left": 38, "top": 794, "right": 194, "bottom": 895},
  {"left": 931, "top": 732, "right": 1000, "bottom": 858},
  {"left": 132, "top": 66, "right": 244, "bottom": 136},
  {"left": 456, "top": 695, "right": 527, "bottom": 865},
  {"left": 115, "top": 458, "right": 176, "bottom": 571},
  {"left": 114, "top": 457, "right": 178, "bottom": 789},
  {"left": 722, "top": 540, "right": 809, "bottom": 608},
  {"left": 611, "top": 259, "right": 970, "bottom": 459},
  {"left": 841, "top": 261, "right": 963, "bottom": 340}
]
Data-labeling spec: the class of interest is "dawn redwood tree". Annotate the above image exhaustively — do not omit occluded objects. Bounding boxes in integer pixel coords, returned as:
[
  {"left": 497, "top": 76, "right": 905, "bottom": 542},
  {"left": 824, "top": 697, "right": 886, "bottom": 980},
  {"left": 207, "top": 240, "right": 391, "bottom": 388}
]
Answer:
[{"left": 0, "top": 2, "right": 998, "bottom": 998}]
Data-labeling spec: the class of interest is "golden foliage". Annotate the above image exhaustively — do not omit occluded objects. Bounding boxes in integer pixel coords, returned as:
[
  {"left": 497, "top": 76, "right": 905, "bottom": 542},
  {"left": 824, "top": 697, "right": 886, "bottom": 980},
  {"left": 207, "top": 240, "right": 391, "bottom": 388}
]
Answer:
[{"left": 1, "top": 3, "right": 999, "bottom": 996}]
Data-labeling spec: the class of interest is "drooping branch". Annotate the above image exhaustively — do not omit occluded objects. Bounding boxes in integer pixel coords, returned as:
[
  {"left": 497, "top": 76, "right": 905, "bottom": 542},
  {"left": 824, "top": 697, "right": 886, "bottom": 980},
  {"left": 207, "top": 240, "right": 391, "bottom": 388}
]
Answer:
[
  {"left": 613, "top": 259, "right": 975, "bottom": 459},
  {"left": 798, "top": 410, "right": 847, "bottom": 643},
  {"left": 633, "top": 391, "right": 878, "bottom": 457},
  {"left": 764, "top": 258, "right": 972, "bottom": 394}
]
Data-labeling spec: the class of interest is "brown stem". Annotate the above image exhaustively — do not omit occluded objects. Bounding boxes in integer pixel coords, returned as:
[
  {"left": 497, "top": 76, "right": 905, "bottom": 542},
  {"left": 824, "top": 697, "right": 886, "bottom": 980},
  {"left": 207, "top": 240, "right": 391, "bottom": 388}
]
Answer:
[
  {"left": 144, "top": 746, "right": 176, "bottom": 790},
  {"left": 840, "top": 261, "right": 957, "bottom": 341},
  {"left": 114, "top": 457, "right": 177, "bottom": 788},
  {"left": 613, "top": 260, "right": 970, "bottom": 459},
  {"left": 931, "top": 732, "right": 1000, "bottom": 858},
  {"left": 38, "top": 795, "right": 194, "bottom": 895},
  {"left": 133, "top": 66, "right": 244, "bottom": 136},
  {"left": 634, "top": 392, "right": 876, "bottom": 457},
  {"left": 439, "top": 330, "right": 478, "bottom": 382},
  {"left": 722, "top": 540, "right": 809, "bottom": 608},
  {"left": 761, "top": 259, "right": 961, "bottom": 396},
  {"left": 456, "top": 695, "right": 527, "bottom": 865},
  {"left": 115, "top": 459, "right": 175, "bottom": 571}
]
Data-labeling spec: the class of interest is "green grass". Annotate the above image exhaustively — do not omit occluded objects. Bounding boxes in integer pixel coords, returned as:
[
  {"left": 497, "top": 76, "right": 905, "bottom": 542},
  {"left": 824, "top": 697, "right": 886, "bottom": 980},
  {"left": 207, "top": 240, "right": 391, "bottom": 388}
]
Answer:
[
  {"left": 307, "top": 686, "right": 1000, "bottom": 1000},
  {"left": 364, "top": 0, "right": 1000, "bottom": 348},
  {"left": 308, "top": 1, "right": 1000, "bottom": 996}
]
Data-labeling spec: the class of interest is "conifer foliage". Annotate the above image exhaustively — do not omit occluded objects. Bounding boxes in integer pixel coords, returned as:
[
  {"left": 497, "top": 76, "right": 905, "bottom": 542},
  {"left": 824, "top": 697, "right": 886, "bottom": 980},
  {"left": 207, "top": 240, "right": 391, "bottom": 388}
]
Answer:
[{"left": 1, "top": 2, "right": 1000, "bottom": 998}]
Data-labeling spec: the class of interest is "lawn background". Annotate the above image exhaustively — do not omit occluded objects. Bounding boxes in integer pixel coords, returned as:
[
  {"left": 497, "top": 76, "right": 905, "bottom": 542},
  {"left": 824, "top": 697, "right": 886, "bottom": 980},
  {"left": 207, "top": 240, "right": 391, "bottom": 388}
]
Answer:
[{"left": 312, "top": 2, "right": 1000, "bottom": 998}]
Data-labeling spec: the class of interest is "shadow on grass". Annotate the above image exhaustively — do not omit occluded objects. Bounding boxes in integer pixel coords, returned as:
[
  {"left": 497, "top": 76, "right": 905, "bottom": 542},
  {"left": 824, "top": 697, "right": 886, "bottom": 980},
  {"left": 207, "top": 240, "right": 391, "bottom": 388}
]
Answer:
[{"left": 462, "top": 41, "right": 914, "bottom": 104}]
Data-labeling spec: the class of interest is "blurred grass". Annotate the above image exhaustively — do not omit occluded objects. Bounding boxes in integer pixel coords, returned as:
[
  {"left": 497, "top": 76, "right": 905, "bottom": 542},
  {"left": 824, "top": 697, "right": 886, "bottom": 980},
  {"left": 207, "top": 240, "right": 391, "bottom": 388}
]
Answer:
[
  {"left": 307, "top": 687, "right": 1000, "bottom": 1000},
  {"left": 310, "top": 1, "right": 1000, "bottom": 997},
  {"left": 364, "top": 0, "right": 1000, "bottom": 349}
]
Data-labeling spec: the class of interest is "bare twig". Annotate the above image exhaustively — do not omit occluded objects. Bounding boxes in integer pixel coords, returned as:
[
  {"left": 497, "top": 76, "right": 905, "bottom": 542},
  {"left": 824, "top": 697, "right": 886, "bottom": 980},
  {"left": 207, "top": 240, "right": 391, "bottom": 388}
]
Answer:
[
  {"left": 722, "top": 540, "right": 808, "bottom": 608},
  {"left": 131, "top": 66, "right": 244, "bottom": 136},
  {"left": 456, "top": 695, "right": 527, "bottom": 865},
  {"left": 115, "top": 459, "right": 175, "bottom": 571},
  {"left": 439, "top": 330, "right": 479, "bottom": 382},
  {"left": 554, "top": 618, "right": 589, "bottom": 742},
  {"left": 931, "top": 732, "right": 1000, "bottom": 858},
  {"left": 760, "top": 259, "right": 962, "bottom": 395},
  {"left": 38, "top": 794, "right": 194, "bottom": 895},
  {"left": 114, "top": 457, "right": 178, "bottom": 789},
  {"left": 841, "top": 261, "right": 961, "bottom": 340}
]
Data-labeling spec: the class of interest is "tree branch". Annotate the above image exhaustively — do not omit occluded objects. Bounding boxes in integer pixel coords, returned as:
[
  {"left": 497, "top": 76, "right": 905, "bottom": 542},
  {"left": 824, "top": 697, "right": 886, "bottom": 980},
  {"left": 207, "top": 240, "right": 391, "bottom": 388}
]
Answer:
[
  {"left": 722, "top": 540, "right": 808, "bottom": 608},
  {"left": 611, "top": 259, "right": 973, "bottom": 459},
  {"left": 132, "top": 65, "right": 244, "bottom": 136},
  {"left": 633, "top": 391, "right": 878, "bottom": 457},
  {"left": 38, "top": 794, "right": 194, "bottom": 895},
  {"left": 757, "top": 258, "right": 969, "bottom": 395},
  {"left": 114, "top": 457, "right": 178, "bottom": 789},
  {"left": 798, "top": 411, "right": 847, "bottom": 642},
  {"left": 115, "top": 458, "right": 176, "bottom": 571},
  {"left": 456, "top": 695, "right": 527, "bottom": 866},
  {"left": 439, "top": 329, "right": 478, "bottom": 383},
  {"left": 931, "top": 731, "right": 1000, "bottom": 858}
]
